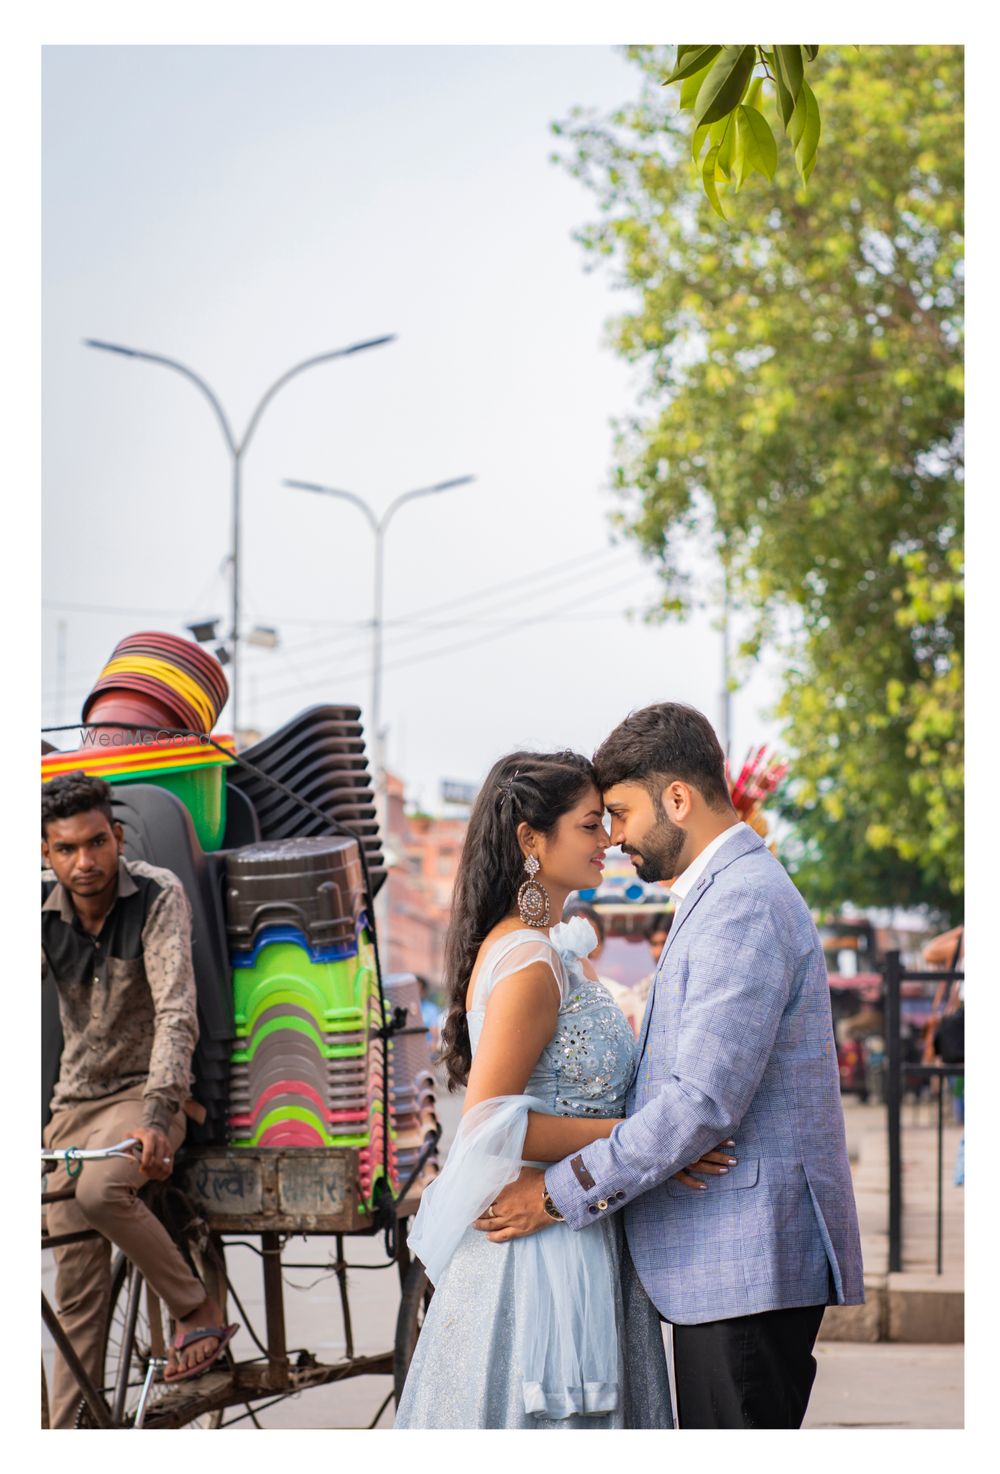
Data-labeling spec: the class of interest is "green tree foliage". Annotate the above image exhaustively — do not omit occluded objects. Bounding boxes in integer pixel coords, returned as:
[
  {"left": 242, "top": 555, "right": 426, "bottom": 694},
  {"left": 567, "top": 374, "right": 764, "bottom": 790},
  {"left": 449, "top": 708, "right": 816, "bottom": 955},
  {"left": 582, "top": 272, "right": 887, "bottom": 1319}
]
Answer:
[
  {"left": 665, "top": 46, "right": 825, "bottom": 214},
  {"left": 554, "top": 45, "right": 963, "bottom": 917}
]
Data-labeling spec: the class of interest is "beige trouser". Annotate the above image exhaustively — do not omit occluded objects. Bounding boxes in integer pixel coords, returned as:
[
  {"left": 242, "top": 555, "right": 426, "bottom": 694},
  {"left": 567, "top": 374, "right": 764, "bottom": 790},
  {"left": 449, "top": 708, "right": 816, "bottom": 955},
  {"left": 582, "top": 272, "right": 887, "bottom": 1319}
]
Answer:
[{"left": 43, "top": 1088, "right": 205, "bottom": 1429}]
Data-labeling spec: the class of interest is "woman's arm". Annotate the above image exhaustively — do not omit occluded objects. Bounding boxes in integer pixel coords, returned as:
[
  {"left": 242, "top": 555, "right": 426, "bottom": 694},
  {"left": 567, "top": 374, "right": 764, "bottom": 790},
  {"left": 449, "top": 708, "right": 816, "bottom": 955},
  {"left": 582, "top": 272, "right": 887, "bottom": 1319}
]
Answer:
[
  {"left": 462, "top": 960, "right": 562, "bottom": 1114},
  {"left": 522, "top": 1112, "right": 622, "bottom": 1161},
  {"left": 462, "top": 957, "right": 626, "bottom": 1158}
]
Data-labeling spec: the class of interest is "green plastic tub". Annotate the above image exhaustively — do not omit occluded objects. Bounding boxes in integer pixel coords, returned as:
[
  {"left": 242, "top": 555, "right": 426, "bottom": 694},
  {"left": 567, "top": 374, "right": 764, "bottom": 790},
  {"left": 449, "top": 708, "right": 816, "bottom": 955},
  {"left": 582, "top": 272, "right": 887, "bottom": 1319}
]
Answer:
[{"left": 112, "top": 762, "right": 227, "bottom": 851}]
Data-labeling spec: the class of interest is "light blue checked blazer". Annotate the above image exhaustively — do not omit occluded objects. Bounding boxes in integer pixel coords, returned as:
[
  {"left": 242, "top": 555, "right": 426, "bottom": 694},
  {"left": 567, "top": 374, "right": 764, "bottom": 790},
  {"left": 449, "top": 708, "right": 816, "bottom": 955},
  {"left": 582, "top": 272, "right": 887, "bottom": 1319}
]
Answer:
[{"left": 545, "top": 825, "right": 864, "bottom": 1323}]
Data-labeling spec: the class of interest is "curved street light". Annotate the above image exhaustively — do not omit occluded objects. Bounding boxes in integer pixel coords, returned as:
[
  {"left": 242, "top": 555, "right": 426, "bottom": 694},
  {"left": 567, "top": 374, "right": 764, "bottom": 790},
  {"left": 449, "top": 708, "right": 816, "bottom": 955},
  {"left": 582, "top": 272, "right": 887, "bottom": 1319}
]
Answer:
[
  {"left": 283, "top": 473, "right": 475, "bottom": 960},
  {"left": 283, "top": 475, "right": 475, "bottom": 778},
  {"left": 84, "top": 333, "right": 396, "bottom": 741}
]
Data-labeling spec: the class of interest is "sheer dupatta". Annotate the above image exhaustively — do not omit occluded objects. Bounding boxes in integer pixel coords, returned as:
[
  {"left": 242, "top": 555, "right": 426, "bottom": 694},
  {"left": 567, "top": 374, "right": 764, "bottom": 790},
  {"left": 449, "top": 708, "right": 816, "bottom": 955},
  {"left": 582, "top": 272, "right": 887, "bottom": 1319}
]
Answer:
[
  {"left": 408, "top": 1091, "right": 619, "bottom": 1417},
  {"left": 408, "top": 917, "right": 619, "bottom": 1417}
]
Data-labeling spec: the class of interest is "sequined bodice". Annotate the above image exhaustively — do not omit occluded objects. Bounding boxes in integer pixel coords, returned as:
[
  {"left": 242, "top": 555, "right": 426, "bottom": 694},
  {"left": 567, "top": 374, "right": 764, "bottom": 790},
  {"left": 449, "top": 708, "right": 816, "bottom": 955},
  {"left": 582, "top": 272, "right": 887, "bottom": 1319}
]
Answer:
[{"left": 466, "top": 921, "right": 636, "bottom": 1117}]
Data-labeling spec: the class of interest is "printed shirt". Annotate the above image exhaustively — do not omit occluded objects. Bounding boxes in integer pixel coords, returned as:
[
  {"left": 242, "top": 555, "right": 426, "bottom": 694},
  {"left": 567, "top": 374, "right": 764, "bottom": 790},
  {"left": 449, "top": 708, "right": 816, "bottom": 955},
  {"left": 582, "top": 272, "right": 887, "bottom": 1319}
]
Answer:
[{"left": 41, "top": 857, "right": 199, "bottom": 1131}]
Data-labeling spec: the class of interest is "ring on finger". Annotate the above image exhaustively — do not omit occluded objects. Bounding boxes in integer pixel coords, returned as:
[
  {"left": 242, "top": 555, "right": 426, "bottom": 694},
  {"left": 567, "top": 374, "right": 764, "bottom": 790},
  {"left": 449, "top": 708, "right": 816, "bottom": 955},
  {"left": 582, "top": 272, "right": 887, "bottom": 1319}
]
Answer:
[{"left": 488, "top": 1204, "right": 497, "bottom": 1219}]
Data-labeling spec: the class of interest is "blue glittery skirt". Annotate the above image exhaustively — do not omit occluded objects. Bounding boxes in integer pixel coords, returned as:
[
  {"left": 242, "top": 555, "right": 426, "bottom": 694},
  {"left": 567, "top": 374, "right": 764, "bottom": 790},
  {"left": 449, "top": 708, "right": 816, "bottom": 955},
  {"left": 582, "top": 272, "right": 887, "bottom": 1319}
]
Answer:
[{"left": 394, "top": 1218, "right": 673, "bottom": 1429}]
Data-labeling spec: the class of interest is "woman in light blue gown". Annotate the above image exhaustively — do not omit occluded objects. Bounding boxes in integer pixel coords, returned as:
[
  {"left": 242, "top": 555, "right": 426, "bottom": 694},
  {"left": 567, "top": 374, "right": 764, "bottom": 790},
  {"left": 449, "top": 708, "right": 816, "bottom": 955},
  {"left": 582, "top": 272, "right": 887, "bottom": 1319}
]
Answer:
[{"left": 395, "top": 750, "right": 677, "bottom": 1429}]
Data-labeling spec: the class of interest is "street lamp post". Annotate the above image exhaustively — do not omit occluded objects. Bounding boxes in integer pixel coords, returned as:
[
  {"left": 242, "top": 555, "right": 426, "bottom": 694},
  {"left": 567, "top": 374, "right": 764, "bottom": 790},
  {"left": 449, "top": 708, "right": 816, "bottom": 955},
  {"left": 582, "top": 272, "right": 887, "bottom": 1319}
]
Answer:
[
  {"left": 84, "top": 334, "right": 396, "bottom": 743},
  {"left": 283, "top": 476, "right": 475, "bottom": 789},
  {"left": 721, "top": 559, "right": 733, "bottom": 760},
  {"left": 284, "top": 473, "right": 475, "bottom": 964}
]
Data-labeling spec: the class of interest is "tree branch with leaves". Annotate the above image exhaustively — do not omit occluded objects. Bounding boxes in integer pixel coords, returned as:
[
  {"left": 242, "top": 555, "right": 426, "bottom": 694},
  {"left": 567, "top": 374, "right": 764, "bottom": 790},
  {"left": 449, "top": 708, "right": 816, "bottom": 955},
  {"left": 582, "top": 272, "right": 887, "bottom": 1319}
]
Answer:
[
  {"left": 665, "top": 45, "right": 826, "bottom": 215},
  {"left": 553, "top": 44, "right": 964, "bottom": 915}
]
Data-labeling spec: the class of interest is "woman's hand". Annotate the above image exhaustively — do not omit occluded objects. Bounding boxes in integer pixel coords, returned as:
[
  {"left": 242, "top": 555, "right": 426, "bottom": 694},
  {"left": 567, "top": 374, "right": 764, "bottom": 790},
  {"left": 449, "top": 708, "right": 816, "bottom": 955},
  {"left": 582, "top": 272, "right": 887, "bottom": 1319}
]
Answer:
[
  {"left": 472, "top": 1167, "right": 551, "bottom": 1241},
  {"left": 671, "top": 1139, "right": 737, "bottom": 1192}
]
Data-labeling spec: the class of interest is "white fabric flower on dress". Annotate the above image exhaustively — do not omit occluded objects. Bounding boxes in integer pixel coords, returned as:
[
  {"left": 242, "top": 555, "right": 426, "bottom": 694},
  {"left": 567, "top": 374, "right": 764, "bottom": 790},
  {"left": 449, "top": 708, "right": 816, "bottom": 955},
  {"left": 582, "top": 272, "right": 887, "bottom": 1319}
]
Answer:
[{"left": 549, "top": 915, "right": 598, "bottom": 972}]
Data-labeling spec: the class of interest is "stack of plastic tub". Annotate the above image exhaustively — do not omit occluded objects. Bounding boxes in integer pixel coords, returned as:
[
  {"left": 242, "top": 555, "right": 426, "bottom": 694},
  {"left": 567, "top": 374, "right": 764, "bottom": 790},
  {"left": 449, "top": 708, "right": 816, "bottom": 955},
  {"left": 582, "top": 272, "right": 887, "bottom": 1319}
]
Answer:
[
  {"left": 41, "top": 734, "right": 236, "bottom": 853},
  {"left": 224, "top": 836, "right": 398, "bottom": 1207},
  {"left": 82, "top": 631, "right": 229, "bottom": 739},
  {"left": 382, "top": 973, "right": 440, "bottom": 1193},
  {"left": 226, "top": 705, "right": 386, "bottom": 894}
]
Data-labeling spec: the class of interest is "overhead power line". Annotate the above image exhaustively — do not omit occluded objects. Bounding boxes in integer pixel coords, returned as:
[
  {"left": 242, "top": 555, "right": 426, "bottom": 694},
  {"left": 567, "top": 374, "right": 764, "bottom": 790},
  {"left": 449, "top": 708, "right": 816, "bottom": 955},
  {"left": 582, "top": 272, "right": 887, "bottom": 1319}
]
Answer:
[
  {"left": 267, "top": 546, "right": 634, "bottom": 672},
  {"left": 256, "top": 571, "right": 652, "bottom": 706},
  {"left": 251, "top": 551, "right": 636, "bottom": 691}
]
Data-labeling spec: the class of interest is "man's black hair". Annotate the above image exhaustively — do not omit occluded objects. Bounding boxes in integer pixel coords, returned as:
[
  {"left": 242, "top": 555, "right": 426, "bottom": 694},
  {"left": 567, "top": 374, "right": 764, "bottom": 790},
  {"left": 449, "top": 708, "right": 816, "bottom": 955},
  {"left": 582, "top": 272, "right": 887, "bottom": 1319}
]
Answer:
[
  {"left": 594, "top": 703, "right": 733, "bottom": 812},
  {"left": 42, "top": 771, "right": 115, "bottom": 838}
]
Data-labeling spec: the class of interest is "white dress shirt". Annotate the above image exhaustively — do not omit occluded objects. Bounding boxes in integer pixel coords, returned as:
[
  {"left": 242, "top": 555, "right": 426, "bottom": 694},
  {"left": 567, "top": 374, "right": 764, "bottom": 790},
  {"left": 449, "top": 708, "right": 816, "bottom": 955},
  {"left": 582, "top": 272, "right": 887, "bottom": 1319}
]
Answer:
[{"left": 668, "top": 821, "right": 747, "bottom": 904}]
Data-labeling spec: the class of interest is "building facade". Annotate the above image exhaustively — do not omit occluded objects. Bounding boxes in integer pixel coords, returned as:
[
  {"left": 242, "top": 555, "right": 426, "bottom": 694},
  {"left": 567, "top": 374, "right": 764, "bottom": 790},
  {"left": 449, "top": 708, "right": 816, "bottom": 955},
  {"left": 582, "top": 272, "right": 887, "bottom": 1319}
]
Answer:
[{"left": 384, "top": 770, "right": 467, "bottom": 985}]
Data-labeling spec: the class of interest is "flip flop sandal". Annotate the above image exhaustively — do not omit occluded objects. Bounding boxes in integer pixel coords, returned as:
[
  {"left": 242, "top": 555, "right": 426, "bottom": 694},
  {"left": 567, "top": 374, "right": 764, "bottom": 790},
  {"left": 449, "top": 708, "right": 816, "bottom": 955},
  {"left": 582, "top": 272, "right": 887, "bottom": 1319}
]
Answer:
[{"left": 163, "top": 1322, "right": 239, "bottom": 1384}]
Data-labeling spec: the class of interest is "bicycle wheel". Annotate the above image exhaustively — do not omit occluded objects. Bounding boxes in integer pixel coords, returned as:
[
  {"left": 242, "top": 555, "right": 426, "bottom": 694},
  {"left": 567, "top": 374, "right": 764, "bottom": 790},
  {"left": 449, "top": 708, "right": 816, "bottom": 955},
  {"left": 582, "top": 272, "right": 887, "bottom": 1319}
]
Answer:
[
  {"left": 393, "top": 1259, "right": 434, "bottom": 1407},
  {"left": 102, "top": 1231, "right": 228, "bottom": 1429}
]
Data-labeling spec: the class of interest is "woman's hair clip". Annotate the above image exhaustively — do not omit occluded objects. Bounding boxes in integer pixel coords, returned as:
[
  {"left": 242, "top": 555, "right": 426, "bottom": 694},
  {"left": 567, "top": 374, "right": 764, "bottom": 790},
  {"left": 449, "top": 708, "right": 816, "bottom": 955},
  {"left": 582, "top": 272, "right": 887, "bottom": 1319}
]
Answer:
[{"left": 496, "top": 769, "right": 519, "bottom": 804}]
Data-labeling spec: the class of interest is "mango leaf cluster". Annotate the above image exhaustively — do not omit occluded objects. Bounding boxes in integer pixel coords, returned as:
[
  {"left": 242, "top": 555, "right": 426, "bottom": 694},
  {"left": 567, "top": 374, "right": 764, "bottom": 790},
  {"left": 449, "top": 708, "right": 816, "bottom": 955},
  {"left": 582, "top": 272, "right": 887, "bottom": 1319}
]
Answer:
[
  {"left": 664, "top": 45, "right": 823, "bottom": 216},
  {"left": 553, "top": 45, "right": 964, "bottom": 914}
]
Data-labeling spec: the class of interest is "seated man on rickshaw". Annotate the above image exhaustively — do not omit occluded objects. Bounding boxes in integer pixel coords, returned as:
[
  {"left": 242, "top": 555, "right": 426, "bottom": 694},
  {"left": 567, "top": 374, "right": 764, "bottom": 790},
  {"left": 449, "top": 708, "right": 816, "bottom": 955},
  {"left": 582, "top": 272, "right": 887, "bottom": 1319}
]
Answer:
[{"left": 42, "top": 773, "right": 236, "bottom": 1427}]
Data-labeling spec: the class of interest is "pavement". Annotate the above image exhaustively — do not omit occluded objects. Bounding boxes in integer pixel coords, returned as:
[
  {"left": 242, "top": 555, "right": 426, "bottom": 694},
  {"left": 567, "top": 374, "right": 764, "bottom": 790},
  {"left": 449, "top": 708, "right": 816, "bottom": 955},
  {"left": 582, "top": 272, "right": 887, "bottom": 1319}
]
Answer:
[
  {"left": 821, "top": 1094, "right": 964, "bottom": 1346},
  {"left": 804, "top": 1342, "right": 963, "bottom": 1429},
  {"left": 41, "top": 1078, "right": 964, "bottom": 1429}
]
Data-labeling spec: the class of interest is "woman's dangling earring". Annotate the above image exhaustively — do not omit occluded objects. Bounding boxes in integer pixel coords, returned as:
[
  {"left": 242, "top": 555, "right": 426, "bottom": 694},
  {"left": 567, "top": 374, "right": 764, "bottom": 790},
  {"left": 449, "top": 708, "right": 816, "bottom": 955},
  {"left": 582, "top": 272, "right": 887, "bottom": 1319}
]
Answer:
[{"left": 517, "top": 853, "right": 550, "bottom": 927}]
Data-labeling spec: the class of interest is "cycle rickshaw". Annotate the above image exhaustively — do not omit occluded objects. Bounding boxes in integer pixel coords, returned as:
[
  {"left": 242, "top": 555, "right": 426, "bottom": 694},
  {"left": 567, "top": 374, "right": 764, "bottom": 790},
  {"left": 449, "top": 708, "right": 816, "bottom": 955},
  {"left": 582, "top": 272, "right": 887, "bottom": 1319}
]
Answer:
[{"left": 41, "top": 704, "right": 439, "bottom": 1429}]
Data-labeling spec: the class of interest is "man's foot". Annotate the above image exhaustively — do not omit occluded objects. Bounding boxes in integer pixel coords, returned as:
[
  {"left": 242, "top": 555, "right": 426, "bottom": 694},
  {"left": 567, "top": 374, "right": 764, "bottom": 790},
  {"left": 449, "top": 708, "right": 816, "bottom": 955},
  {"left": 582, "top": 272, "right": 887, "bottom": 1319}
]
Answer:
[{"left": 165, "top": 1296, "right": 233, "bottom": 1381}]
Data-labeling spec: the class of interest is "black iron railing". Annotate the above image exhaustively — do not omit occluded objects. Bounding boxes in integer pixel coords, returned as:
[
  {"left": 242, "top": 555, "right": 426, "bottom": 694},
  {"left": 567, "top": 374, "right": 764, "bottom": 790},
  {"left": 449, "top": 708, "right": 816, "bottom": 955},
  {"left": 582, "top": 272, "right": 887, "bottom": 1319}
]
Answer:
[{"left": 884, "top": 949, "right": 964, "bottom": 1275}]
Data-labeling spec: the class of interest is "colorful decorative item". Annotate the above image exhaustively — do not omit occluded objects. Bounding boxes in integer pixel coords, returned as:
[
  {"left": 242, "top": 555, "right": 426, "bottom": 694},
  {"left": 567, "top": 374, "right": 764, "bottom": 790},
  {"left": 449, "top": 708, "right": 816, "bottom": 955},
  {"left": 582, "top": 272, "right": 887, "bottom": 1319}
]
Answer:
[{"left": 728, "top": 745, "right": 789, "bottom": 839}]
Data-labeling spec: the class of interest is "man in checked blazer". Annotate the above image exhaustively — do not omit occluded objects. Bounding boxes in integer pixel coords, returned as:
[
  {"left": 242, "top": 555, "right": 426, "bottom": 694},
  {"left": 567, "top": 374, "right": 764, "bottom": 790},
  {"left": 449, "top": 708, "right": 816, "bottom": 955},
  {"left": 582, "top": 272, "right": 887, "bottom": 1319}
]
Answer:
[{"left": 481, "top": 702, "right": 864, "bottom": 1429}]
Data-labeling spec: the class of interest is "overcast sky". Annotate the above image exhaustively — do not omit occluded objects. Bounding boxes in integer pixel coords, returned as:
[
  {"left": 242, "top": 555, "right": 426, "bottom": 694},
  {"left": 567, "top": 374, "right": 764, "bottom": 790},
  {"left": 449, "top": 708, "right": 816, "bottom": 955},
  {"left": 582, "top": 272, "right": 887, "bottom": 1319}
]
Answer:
[{"left": 42, "top": 44, "right": 784, "bottom": 809}]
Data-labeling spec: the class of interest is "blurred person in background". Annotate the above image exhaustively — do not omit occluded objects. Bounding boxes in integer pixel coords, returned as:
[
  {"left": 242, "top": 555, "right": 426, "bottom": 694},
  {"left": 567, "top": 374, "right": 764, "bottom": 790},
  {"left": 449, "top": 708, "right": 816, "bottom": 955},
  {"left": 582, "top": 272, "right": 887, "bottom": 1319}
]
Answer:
[
  {"left": 924, "top": 924, "right": 964, "bottom": 1184},
  {"left": 560, "top": 901, "right": 665, "bottom": 1040},
  {"left": 416, "top": 974, "right": 444, "bottom": 1053}
]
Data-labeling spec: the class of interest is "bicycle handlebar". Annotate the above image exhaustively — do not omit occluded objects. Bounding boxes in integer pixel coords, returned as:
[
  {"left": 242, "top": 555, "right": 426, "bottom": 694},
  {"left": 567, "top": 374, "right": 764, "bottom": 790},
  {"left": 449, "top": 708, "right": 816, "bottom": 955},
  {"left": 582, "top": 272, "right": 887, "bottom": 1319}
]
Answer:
[{"left": 40, "top": 1138, "right": 142, "bottom": 1175}]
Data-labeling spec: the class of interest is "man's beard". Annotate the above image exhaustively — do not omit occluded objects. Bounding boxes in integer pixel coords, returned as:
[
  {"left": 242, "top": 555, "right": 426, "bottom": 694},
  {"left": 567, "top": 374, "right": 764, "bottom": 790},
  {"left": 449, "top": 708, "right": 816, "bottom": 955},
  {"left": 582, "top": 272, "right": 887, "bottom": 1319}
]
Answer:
[{"left": 624, "top": 809, "right": 687, "bottom": 883}]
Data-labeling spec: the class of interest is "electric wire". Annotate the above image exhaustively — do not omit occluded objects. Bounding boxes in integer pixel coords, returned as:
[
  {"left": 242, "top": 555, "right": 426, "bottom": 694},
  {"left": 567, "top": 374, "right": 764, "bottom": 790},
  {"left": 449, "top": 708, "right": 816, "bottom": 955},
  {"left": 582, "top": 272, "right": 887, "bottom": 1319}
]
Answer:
[
  {"left": 255, "top": 570, "right": 652, "bottom": 704},
  {"left": 251, "top": 552, "right": 639, "bottom": 692},
  {"left": 270, "top": 544, "right": 629, "bottom": 662}
]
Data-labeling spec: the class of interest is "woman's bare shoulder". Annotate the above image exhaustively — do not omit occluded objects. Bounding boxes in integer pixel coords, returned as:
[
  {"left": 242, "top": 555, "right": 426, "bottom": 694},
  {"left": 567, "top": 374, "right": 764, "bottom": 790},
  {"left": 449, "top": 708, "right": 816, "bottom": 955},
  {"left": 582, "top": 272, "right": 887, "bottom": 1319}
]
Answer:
[{"left": 465, "top": 923, "right": 557, "bottom": 1012}]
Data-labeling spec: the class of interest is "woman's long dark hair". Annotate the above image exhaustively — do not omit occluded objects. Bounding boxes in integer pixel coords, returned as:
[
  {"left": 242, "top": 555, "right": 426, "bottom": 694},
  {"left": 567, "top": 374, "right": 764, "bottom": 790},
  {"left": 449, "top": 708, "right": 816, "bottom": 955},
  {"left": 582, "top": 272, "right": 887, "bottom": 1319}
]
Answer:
[{"left": 438, "top": 749, "right": 597, "bottom": 1091}]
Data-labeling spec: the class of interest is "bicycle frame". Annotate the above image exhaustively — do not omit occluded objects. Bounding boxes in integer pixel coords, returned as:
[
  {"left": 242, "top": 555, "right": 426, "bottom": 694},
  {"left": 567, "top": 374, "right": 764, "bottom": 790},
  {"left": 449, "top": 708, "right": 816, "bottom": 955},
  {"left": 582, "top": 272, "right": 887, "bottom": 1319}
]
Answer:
[{"left": 41, "top": 1139, "right": 147, "bottom": 1429}]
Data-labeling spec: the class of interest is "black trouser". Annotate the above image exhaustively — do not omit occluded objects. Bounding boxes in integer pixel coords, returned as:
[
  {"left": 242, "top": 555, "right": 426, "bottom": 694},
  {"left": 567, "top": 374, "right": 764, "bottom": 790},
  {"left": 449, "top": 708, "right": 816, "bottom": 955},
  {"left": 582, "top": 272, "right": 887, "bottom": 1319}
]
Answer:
[{"left": 672, "top": 1304, "right": 826, "bottom": 1428}]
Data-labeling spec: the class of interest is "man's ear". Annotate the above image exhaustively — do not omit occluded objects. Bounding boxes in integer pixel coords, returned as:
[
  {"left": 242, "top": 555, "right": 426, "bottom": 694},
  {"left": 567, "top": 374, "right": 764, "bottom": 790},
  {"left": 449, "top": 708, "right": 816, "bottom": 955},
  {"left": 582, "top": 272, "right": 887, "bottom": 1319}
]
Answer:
[
  {"left": 112, "top": 820, "right": 125, "bottom": 848},
  {"left": 41, "top": 838, "right": 50, "bottom": 865},
  {"left": 661, "top": 781, "right": 693, "bottom": 822}
]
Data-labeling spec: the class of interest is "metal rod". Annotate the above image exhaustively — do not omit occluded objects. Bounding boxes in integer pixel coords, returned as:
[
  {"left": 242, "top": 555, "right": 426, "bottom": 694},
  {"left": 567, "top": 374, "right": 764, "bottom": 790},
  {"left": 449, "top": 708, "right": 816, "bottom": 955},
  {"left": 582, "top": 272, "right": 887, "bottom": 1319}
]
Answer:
[
  {"left": 260, "top": 1232, "right": 288, "bottom": 1384},
  {"left": 133, "top": 1357, "right": 168, "bottom": 1429},
  {"left": 41, "top": 1228, "right": 104, "bottom": 1249},
  {"left": 937, "top": 1075, "right": 944, "bottom": 1276},
  {"left": 334, "top": 1233, "right": 355, "bottom": 1360},
  {"left": 395, "top": 1215, "right": 411, "bottom": 1290},
  {"left": 111, "top": 1262, "right": 145, "bottom": 1425},
  {"left": 885, "top": 950, "right": 903, "bottom": 1274},
  {"left": 720, "top": 558, "right": 732, "bottom": 758},
  {"left": 84, "top": 335, "right": 395, "bottom": 745},
  {"left": 231, "top": 452, "right": 242, "bottom": 741},
  {"left": 55, "top": 618, "right": 67, "bottom": 721},
  {"left": 41, "top": 1292, "right": 113, "bottom": 1428},
  {"left": 280, "top": 473, "right": 474, "bottom": 965}
]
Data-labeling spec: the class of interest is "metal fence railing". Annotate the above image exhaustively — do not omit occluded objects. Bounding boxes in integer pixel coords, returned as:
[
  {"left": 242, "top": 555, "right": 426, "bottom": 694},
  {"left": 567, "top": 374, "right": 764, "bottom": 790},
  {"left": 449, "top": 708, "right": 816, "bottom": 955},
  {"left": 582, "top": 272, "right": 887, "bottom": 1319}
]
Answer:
[{"left": 884, "top": 949, "right": 964, "bottom": 1275}]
